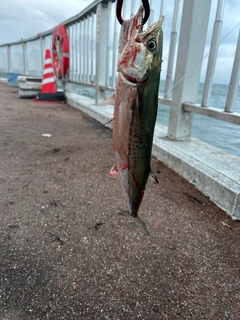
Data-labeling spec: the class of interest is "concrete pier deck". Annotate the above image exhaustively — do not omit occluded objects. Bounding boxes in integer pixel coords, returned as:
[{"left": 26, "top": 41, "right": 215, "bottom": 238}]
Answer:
[{"left": 0, "top": 82, "right": 239, "bottom": 319}]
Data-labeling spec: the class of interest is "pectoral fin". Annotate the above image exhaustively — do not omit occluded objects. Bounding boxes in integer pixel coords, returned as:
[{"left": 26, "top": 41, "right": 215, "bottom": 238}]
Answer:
[
  {"left": 103, "top": 92, "right": 115, "bottom": 105},
  {"left": 149, "top": 170, "right": 159, "bottom": 184},
  {"left": 110, "top": 165, "right": 119, "bottom": 177}
]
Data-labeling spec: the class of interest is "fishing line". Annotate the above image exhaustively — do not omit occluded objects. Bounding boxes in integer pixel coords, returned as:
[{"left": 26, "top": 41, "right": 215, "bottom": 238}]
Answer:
[
  {"left": 158, "top": 21, "right": 240, "bottom": 104},
  {"left": 97, "top": 118, "right": 114, "bottom": 129}
]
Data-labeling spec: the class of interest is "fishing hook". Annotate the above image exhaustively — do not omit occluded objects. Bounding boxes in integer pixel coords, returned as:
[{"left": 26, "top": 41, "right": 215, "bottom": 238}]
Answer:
[{"left": 116, "top": 0, "right": 150, "bottom": 25}]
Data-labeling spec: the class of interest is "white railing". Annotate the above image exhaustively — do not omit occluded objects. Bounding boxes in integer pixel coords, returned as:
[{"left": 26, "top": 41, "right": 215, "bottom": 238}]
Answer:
[{"left": 0, "top": 0, "right": 240, "bottom": 132}]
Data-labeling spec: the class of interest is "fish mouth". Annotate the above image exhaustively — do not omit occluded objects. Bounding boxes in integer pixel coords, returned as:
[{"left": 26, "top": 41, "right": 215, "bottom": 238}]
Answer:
[{"left": 121, "top": 72, "right": 147, "bottom": 85}]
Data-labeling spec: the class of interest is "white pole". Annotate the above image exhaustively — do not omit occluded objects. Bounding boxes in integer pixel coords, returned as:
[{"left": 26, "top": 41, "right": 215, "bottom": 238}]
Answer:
[
  {"left": 168, "top": 0, "right": 212, "bottom": 140},
  {"left": 202, "top": 0, "right": 225, "bottom": 107},
  {"left": 225, "top": 27, "right": 240, "bottom": 113}
]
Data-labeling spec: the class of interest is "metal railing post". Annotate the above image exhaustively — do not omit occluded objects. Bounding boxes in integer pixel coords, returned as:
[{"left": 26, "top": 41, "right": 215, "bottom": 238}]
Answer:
[
  {"left": 225, "top": 27, "right": 240, "bottom": 113},
  {"left": 40, "top": 36, "right": 44, "bottom": 75},
  {"left": 202, "top": 0, "right": 225, "bottom": 107},
  {"left": 168, "top": 0, "right": 212, "bottom": 140},
  {"left": 164, "top": 0, "right": 181, "bottom": 99},
  {"left": 22, "top": 41, "right": 26, "bottom": 75},
  {"left": 7, "top": 45, "right": 11, "bottom": 72},
  {"left": 95, "top": 1, "right": 110, "bottom": 105}
]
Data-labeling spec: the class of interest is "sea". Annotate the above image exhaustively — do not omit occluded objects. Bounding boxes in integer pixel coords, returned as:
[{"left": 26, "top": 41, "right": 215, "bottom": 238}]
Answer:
[{"left": 71, "top": 81, "right": 240, "bottom": 158}]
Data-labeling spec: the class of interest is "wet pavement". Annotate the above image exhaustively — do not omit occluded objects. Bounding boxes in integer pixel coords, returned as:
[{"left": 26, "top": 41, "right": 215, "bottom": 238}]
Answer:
[{"left": 0, "top": 82, "right": 239, "bottom": 319}]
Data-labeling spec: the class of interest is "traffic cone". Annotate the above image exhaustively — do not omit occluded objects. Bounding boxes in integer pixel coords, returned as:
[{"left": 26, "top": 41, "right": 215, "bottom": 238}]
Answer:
[
  {"left": 33, "top": 49, "right": 66, "bottom": 103},
  {"left": 41, "top": 49, "right": 56, "bottom": 93}
]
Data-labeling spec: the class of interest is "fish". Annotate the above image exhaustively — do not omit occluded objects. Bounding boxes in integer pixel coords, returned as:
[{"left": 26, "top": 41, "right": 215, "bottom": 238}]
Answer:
[{"left": 105, "top": 6, "right": 163, "bottom": 235}]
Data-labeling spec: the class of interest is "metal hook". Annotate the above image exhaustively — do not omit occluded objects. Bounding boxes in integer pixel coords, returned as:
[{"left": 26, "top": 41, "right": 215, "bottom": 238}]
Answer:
[
  {"left": 116, "top": 0, "right": 150, "bottom": 25},
  {"left": 141, "top": 0, "right": 150, "bottom": 25},
  {"left": 116, "top": 0, "right": 124, "bottom": 25}
]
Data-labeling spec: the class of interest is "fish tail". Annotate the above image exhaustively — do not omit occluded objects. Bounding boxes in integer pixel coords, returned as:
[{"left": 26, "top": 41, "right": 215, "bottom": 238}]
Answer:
[
  {"left": 116, "top": 210, "right": 150, "bottom": 236},
  {"left": 135, "top": 216, "right": 150, "bottom": 236}
]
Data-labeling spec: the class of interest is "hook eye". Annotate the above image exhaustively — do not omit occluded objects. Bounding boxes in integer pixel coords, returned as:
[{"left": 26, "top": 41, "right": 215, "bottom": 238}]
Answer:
[{"left": 116, "top": 0, "right": 150, "bottom": 25}]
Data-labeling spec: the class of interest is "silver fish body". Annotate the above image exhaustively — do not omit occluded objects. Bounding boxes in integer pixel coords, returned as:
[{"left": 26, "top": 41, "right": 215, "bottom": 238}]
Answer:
[{"left": 108, "top": 7, "right": 163, "bottom": 228}]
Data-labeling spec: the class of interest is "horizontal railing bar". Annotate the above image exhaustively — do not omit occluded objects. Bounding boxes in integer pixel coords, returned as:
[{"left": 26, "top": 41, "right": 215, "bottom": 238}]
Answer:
[
  {"left": 184, "top": 102, "right": 240, "bottom": 125},
  {"left": 60, "top": 0, "right": 114, "bottom": 27},
  {"left": 70, "top": 86, "right": 174, "bottom": 103},
  {"left": 0, "top": 34, "right": 53, "bottom": 48},
  {"left": 99, "top": 85, "right": 115, "bottom": 92},
  {"left": 71, "top": 81, "right": 96, "bottom": 88},
  {"left": 158, "top": 97, "right": 172, "bottom": 107}
]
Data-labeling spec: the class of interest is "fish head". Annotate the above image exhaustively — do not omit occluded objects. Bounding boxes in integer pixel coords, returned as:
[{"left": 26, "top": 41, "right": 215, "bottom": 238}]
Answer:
[{"left": 118, "top": 6, "right": 163, "bottom": 85}]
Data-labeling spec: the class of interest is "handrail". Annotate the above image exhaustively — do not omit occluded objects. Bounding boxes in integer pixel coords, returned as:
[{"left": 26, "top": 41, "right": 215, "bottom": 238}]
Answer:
[{"left": 184, "top": 103, "right": 240, "bottom": 125}]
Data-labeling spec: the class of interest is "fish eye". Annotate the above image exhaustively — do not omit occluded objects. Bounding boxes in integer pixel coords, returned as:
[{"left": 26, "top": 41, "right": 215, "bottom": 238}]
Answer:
[{"left": 146, "top": 39, "right": 157, "bottom": 52}]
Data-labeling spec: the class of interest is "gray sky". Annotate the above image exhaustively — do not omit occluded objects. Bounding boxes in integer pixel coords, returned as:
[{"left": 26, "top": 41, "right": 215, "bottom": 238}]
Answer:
[
  {"left": 0, "top": 0, "right": 239, "bottom": 84},
  {"left": 0, "top": 0, "right": 92, "bottom": 44}
]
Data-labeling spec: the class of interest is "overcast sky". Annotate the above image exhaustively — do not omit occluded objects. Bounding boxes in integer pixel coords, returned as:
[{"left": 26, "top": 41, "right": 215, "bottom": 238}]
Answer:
[
  {"left": 0, "top": 0, "right": 92, "bottom": 44},
  {"left": 0, "top": 0, "right": 239, "bottom": 84}
]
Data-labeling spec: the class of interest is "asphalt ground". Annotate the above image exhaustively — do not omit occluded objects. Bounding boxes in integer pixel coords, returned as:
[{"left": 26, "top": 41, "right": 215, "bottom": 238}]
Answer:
[{"left": 0, "top": 82, "right": 239, "bottom": 319}]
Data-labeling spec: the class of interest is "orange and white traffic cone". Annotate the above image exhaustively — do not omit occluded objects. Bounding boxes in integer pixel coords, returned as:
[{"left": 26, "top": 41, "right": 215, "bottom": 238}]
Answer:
[
  {"left": 41, "top": 49, "right": 56, "bottom": 93},
  {"left": 33, "top": 49, "right": 66, "bottom": 103}
]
